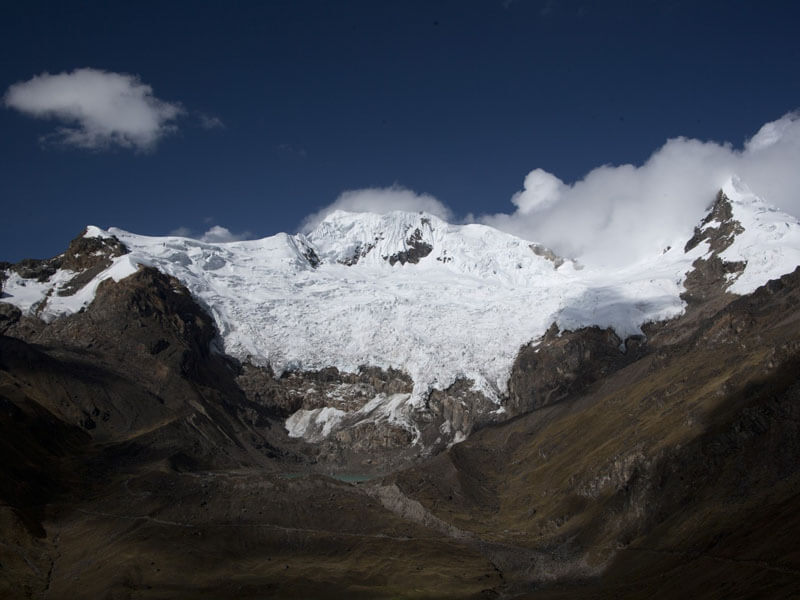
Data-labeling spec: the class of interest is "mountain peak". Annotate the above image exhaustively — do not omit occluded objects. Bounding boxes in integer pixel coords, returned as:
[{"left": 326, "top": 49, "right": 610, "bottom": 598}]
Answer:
[
  {"left": 715, "top": 176, "right": 800, "bottom": 295},
  {"left": 308, "top": 210, "right": 441, "bottom": 267}
]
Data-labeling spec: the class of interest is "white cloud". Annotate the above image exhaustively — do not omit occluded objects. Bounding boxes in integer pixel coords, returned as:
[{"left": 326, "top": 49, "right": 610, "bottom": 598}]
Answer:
[
  {"left": 745, "top": 112, "right": 797, "bottom": 152},
  {"left": 482, "top": 112, "right": 800, "bottom": 267},
  {"left": 200, "top": 225, "right": 251, "bottom": 243},
  {"left": 511, "top": 168, "right": 566, "bottom": 214},
  {"left": 301, "top": 185, "right": 454, "bottom": 231},
  {"left": 168, "top": 225, "right": 251, "bottom": 243},
  {"left": 4, "top": 68, "right": 183, "bottom": 151}
]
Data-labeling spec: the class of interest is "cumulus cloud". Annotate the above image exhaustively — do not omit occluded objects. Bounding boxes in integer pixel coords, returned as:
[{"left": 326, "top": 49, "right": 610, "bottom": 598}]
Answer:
[
  {"left": 169, "top": 225, "right": 252, "bottom": 243},
  {"left": 301, "top": 185, "right": 454, "bottom": 231},
  {"left": 200, "top": 225, "right": 252, "bottom": 243},
  {"left": 482, "top": 112, "right": 800, "bottom": 268},
  {"left": 511, "top": 168, "right": 566, "bottom": 214},
  {"left": 4, "top": 68, "right": 183, "bottom": 150}
]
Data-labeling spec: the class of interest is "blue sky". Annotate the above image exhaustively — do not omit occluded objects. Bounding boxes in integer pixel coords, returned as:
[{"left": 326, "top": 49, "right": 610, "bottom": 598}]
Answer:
[{"left": 2, "top": 0, "right": 799, "bottom": 262}]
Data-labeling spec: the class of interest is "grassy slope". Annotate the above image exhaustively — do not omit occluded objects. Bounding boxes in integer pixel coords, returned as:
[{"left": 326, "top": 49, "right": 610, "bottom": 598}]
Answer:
[{"left": 393, "top": 270, "right": 800, "bottom": 597}]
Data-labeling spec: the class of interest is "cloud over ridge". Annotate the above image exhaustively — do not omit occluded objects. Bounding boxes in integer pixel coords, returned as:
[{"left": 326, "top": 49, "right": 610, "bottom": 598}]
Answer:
[
  {"left": 296, "top": 112, "right": 800, "bottom": 269},
  {"left": 301, "top": 185, "right": 454, "bottom": 232},
  {"left": 482, "top": 112, "right": 800, "bottom": 267},
  {"left": 168, "top": 224, "right": 252, "bottom": 243},
  {"left": 4, "top": 68, "right": 183, "bottom": 151}
]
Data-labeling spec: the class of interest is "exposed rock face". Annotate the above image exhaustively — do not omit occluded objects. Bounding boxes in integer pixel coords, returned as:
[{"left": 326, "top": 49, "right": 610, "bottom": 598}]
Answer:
[
  {"left": 0, "top": 302, "right": 21, "bottom": 334},
  {"left": 301, "top": 245, "right": 321, "bottom": 268},
  {"left": 0, "top": 230, "right": 130, "bottom": 324},
  {"left": 337, "top": 239, "right": 379, "bottom": 265},
  {"left": 684, "top": 190, "right": 743, "bottom": 254},
  {"left": 1, "top": 266, "right": 288, "bottom": 463},
  {"left": 422, "top": 378, "right": 500, "bottom": 447},
  {"left": 253, "top": 366, "right": 505, "bottom": 471},
  {"left": 6, "top": 229, "right": 128, "bottom": 291},
  {"left": 36, "top": 267, "right": 217, "bottom": 378},
  {"left": 7, "top": 257, "right": 60, "bottom": 282},
  {"left": 61, "top": 230, "right": 129, "bottom": 271},
  {"left": 239, "top": 363, "right": 422, "bottom": 471},
  {"left": 237, "top": 364, "right": 413, "bottom": 418},
  {"left": 507, "top": 324, "right": 645, "bottom": 415},
  {"left": 384, "top": 227, "right": 433, "bottom": 265},
  {"left": 529, "top": 243, "right": 565, "bottom": 269},
  {"left": 682, "top": 191, "right": 747, "bottom": 310}
]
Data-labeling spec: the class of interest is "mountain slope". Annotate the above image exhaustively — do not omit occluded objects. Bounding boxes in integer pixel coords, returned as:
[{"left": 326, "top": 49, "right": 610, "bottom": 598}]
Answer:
[
  {"left": 0, "top": 181, "right": 796, "bottom": 464},
  {"left": 0, "top": 268, "right": 500, "bottom": 600},
  {"left": 3, "top": 178, "right": 800, "bottom": 452},
  {"left": 388, "top": 265, "right": 800, "bottom": 598},
  {"left": 2, "top": 181, "right": 800, "bottom": 597}
]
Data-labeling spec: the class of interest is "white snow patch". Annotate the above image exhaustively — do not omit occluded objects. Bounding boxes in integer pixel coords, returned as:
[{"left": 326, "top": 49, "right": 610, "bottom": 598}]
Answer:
[
  {"left": 285, "top": 392, "right": 414, "bottom": 442},
  {"left": 84, "top": 225, "right": 112, "bottom": 239},
  {"left": 449, "top": 431, "right": 467, "bottom": 447},
  {"left": 285, "top": 407, "right": 347, "bottom": 441},
  {"left": 1, "top": 254, "right": 140, "bottom": 321}
]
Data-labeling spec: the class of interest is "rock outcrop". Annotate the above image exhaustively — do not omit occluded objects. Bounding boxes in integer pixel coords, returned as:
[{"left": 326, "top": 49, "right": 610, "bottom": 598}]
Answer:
[
  {"left": 508, "top": 324, "right": 645, "bottom": 415},
  {"left": 682, "top": 190, "right": 747, "bottom": 311},
  {"left": 384, "top": 226, "right": 433, "bottom": 265}
]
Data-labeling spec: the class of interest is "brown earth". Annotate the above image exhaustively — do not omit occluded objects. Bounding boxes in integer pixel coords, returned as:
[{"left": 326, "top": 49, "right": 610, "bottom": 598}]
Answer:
[
  {"left": 1, "top": 215, "right": 800, "bottom": 597},
  {"left": 390, "top": 267, "right": 800, "bottom": 598}
]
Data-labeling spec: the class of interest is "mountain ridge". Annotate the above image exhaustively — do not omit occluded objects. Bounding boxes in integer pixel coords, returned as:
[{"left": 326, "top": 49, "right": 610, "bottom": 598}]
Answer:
[
  {"left": 2, "top": 181, "right": 800, "bottom": 597},
  {"left": 2, "top": 177, "right": 800, "bottom": 453}
]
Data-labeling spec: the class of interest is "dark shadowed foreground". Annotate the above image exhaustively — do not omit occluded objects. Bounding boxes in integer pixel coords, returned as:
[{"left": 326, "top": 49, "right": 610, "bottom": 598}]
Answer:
[{"left": 2, "top": 238, "right": 800, "bottom": 597}]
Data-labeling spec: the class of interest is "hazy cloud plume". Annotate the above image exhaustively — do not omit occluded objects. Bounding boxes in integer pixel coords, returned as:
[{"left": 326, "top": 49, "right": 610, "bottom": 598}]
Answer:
[
  {"left": 4, "top": 68, "right": 183, "bottom": 151},
  {"left": 301, "top": 185, "right": 454, "bottom": 231},
  {"left": 198, "top": 113, "right": 225, "bottom": 130},
  {"left": 168, "top": 226, "right": 193, "bottom": 238}
]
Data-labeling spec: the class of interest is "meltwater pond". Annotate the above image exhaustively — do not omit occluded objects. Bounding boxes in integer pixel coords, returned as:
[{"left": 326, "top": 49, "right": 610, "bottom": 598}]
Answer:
[{"left": 279, "top": 472, "right": 376, "bottom": 484}]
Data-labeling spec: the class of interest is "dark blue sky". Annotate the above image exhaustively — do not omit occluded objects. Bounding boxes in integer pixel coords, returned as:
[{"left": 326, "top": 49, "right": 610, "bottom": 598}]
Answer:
[{"left": 1, "top": 0, "right": 798, "bottom": 261}]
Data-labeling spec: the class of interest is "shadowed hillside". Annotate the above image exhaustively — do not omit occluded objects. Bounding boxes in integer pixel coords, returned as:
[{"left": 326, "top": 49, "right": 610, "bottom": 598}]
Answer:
[{"left": 1, "top": 251, "right": 800, "bottom": 597}]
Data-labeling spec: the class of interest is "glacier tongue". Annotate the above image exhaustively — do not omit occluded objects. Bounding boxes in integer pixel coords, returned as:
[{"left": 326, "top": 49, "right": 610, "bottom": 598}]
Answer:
[{"left": 3, "top": 179, "right": 800, "bottom": 408}]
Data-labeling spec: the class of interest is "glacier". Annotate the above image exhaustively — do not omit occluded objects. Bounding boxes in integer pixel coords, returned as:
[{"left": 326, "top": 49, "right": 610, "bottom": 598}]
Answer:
[{"left": 4, "top": 177, "right": 800, "bottom": 410}]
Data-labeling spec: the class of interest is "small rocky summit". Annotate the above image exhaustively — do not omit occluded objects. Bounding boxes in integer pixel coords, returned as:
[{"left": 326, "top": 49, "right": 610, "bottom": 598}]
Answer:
[
  {"left": 0, "top": 227, "right": 129, "bottom": 319},
  {"left": 7, "top": 227, "right": 127, "bottom": 284},
  {"left": 682, "top": 190, "right": 747, "bottom": 310}
]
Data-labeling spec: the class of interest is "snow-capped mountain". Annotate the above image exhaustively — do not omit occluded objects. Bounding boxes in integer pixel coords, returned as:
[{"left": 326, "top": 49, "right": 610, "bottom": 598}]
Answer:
[{"left": 3, "top": 176, "right": 800, "bottom": 447}]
